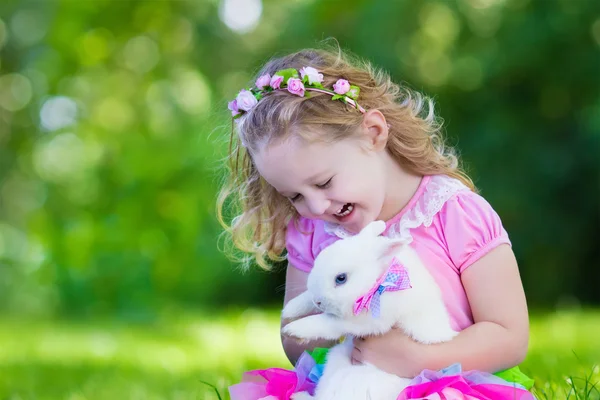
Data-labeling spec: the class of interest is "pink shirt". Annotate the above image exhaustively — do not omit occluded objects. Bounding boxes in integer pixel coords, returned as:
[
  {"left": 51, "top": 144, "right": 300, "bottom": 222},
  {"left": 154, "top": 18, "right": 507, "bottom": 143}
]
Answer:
[{"left": 285, "top": 174, "right": 511, "bottom": 331}]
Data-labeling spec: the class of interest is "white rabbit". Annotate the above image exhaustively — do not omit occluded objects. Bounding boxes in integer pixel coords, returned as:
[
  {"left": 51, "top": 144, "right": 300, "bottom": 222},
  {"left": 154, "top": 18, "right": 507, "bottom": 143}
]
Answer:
[{"left": 282, "top": 220, "right": 458, "bottom": 400}]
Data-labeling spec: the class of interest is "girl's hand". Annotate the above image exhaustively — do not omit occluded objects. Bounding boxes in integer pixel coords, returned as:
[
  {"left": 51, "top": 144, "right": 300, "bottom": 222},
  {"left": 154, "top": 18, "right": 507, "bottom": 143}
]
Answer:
[{"left": 351, "top": 328, "right": 429, "bottom": 378}]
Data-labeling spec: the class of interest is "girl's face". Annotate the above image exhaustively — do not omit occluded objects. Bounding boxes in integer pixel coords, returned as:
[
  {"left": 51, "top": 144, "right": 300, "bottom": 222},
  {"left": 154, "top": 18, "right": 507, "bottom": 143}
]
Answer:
[{"left": 253, "top": 133, "right": 389, "bottom": 233}]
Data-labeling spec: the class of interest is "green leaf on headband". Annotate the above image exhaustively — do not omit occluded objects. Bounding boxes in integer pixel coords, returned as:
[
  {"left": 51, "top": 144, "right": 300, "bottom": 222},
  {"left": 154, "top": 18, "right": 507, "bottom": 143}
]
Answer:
[
  {"left": 347, "top": 85, "right": 360, "bottom": 99},
  {"left": 275, "top": 68, "right": 299, "bottom": 84},
  {"left": 310, "top": 82, "right": 325, "bottom": 89},
  {"left": 301, "top": 74, "right": 309, "bottom": 84},
  {"left": 254, "top": 92, "right": 263, "bottom": 101},
  {"left": 331, "top": 94, "right": 344, "bottom": 101}
]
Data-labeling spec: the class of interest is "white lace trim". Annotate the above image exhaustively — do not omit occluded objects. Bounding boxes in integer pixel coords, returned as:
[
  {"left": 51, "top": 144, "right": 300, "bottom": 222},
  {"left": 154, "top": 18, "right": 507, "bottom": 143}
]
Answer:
[
  {"left": 323, "top": 221, "right": 354, "bottom": 239},
  {"left": 323, "top": 175, "right": 469, "bottom": 242}
]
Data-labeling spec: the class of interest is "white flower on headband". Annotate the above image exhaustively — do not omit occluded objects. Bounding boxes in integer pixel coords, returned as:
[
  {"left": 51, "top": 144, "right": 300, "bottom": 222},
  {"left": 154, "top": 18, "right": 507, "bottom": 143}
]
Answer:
[
  {"left": 299, "top": 67, "right": 324, "bottom": 85},
  {"left": 236, "top": 90, "right": 258, "bottom": 112},
  {"left": 228, "top": 67, "right": 365, "bottom": 119},
  {"left": 347, "top": 86, "right": 360, "bottom": 99}
]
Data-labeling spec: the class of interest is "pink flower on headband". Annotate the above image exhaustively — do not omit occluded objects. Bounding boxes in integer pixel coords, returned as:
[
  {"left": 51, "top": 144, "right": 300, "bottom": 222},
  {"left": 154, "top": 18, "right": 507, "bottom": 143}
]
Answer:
[
  {"left": 287, "top": 78, "right": 305, "bottom": 97},
  {"left": 270, "top": 74, "right": 284, "bottom": 89},
  {"left": 333, "top": 79, "right": 350, "bottom": 95},
  {"left": 300, "top": 67, "right": 324, "bottom": 85},
  {"left": 236, "top": 90, "right": 258, "bottom": 112},
  {"left": 227, "top": 67, "right": 366, "bottom": 117},
  {"left": 255, "top": 74, "right": 271, "bottom": 89},
  {"left": 227, "top": 99, "right": 240, "bottom": 116}
]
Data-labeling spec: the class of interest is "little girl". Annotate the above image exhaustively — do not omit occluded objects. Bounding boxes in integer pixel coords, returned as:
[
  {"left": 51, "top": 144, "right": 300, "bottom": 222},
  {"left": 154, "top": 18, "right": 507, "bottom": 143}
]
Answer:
[{"left": 218, "top": 47, "right": 531, "bottom": 393}]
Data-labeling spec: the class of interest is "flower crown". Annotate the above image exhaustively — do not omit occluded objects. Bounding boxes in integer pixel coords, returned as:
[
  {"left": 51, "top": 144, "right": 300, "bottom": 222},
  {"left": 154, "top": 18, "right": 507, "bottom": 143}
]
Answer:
[{"left": 228, "top": 67, "right": 366, "bottom": 118}]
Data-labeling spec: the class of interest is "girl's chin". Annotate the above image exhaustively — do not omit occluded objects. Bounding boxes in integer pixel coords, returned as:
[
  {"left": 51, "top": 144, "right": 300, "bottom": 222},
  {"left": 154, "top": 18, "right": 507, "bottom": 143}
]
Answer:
[
  {"left": 314, "top": 206, "right": 374, "bottom": 233},
  {"left": 339, "top": 208, "right": 373, "bottom": 234}
]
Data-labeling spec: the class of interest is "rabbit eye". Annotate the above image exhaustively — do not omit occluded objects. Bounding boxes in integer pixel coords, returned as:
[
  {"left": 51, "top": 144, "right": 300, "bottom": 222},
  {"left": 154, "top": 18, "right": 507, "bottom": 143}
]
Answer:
[{"left": 335, "top": 273, "right": 347, "bottom": 286}]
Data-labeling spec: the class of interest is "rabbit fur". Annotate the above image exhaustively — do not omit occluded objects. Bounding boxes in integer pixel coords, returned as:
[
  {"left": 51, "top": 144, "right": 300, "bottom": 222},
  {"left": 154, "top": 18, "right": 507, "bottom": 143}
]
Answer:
[{"left": 281, "top": 220, "right": 458, "bottom": 400}]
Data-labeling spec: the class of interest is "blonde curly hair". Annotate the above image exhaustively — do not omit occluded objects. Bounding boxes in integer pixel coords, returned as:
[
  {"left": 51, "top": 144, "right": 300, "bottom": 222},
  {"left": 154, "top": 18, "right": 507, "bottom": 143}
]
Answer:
[{"left": 217, "top": 46, "right": 474, "bottom": 270}]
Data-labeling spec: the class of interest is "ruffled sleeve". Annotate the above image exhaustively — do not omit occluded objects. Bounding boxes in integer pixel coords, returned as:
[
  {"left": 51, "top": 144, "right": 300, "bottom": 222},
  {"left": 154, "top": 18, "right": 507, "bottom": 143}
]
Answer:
[
  {"left": 285, "top": 217, "right": 316, "bottom": 272},
  {"left": 440, "top": 191, "right": 511, "bottom": 273}
]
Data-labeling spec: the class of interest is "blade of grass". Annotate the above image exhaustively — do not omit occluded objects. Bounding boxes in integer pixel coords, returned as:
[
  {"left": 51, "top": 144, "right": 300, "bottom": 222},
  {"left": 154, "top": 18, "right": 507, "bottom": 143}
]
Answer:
[{"left": 199, "top": 380, "right": 224, "bottom": 400}]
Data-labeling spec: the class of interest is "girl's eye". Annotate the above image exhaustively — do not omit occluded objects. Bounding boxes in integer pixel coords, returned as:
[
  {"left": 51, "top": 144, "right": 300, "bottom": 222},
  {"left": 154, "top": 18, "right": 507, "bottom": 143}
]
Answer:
[
  {"left": 290, "top": 194, "right": 302, "bottom": 202},
  {"left": 317, "top": 178, "right": 333, "bottom": 189},
  {"left": 335, "top": 273, "right": 347, "bottom": 286}
]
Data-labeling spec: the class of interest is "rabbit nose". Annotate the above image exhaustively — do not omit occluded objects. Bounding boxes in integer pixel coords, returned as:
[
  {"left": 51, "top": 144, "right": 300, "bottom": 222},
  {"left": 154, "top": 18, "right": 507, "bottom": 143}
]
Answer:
[{"left": 315, "top": 301, "right": 322, "bottom": 306}]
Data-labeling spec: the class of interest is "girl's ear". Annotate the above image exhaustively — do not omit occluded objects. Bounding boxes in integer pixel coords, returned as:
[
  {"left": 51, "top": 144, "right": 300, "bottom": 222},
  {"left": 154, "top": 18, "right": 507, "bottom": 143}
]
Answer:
[{"left": 361, "top": 109, "right": 389, "bottom": 152}]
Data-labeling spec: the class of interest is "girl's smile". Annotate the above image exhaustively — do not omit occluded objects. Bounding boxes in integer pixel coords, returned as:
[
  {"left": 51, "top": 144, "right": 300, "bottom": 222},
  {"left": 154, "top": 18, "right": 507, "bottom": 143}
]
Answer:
[{"left": 252, "top": 115, "right": 422, "bottom": 233}]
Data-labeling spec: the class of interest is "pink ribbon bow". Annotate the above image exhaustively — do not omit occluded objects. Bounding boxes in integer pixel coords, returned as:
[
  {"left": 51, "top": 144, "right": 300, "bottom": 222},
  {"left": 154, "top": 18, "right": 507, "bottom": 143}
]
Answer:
[{"left": 353, "top": 257, "right": 412, "bottom": 317}]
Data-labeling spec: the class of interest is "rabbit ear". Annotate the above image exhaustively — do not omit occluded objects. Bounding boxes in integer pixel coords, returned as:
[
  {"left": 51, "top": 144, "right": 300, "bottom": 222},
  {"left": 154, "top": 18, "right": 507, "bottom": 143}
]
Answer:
[
  {"left": 358, "top": 220, "right": 386, "bottom": 237},
  {"left": 379, "top": 238, "right": 410, "bottom": 259}
]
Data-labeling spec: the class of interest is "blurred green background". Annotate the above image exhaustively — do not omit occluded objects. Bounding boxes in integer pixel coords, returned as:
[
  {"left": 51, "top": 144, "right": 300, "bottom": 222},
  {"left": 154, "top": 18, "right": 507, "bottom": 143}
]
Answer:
[{"left": 0, "top": 0, "right": 599, "bottom": 398}]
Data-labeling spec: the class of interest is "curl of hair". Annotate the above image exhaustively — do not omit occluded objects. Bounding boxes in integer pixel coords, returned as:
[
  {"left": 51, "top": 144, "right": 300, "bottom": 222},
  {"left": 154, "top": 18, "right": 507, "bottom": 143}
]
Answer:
[{"left": 217, "top": 46, "right": 474, "bottom": 270}]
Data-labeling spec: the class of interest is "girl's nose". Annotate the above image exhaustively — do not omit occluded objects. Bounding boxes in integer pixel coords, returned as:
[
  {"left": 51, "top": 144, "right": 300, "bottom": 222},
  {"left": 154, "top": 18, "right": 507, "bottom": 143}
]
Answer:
[{"left": 305, "top": 196, "right": 330, "bottom": 216}]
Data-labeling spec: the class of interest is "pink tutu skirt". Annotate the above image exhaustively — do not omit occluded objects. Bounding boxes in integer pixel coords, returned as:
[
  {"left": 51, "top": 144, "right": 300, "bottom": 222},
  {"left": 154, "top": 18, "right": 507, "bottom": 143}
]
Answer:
[
  {"left": 398, "top": 363, "right": 535, "bottom": 400},
  {"left": 229, "top": 352, "right": 317, "bottom": 400},
  {"left": 229, "top": 348, "right": 535, "bottom": 400}
]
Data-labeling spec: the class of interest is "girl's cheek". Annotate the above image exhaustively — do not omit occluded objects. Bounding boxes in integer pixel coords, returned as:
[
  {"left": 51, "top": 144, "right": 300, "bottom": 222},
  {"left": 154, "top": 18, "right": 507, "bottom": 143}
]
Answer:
[
  {"left": 294, "top": 204, "right": 310, "bottom": 217},
  {"left": 329, "top": 187, "right": 343, "bottom": 199}
]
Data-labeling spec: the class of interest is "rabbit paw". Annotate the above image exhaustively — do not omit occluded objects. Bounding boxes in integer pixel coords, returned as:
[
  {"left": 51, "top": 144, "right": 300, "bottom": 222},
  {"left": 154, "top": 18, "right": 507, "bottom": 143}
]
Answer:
[
  {"left": 282, "top": 315, "right": 340, "bottom": 341},
  {"left": 282, "top": 320, "right": 313, "bottom": 344},
  {"left": 282, "top": 292, "right": 315, "bottom": 320}
]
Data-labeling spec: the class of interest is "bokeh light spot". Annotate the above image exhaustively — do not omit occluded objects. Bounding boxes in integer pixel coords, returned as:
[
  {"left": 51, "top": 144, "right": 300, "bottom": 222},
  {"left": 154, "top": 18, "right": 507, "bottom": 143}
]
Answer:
[
  {"left": 452, "top": 57, "right": 484, "bottom": 91},
  {"left": 420, "top": 2, "right": 460, "bottom": 49},
  {"left": 10, "top": 8, "right": 47, "bottom": 46},
  {"left": 464, "top": 0, "right": 506, "bottom": 9},
  {"left": 592, "top": 18, "right": 600, "bottom": 47},
  {"left": 0, "top": 18, "right": 7, "bottom": 50},
  {"left": 417, "top": 52, "right": 452, "bottom": 87},
  {"left": 170, "top": 68, "right": 212, "bottom": 115},
  {"left": 78, "top": 29, "right": 112, "bottom": 66},
  {"left": 33, "top": 133, "right": 102, "bottom": 184},
  {"left": 93, "top": 97, "right": 135, "bottom": 131},
  {"left": 40, "top": 96, "right": 78, "bottom": 131},
  {"left": 123, "top": 36, "right": 160, "bottom": 74},
  {"left": 219, "top": 0, "right": 262, "bottom": 34},
  {"left": 0, "top": 73, "right": 33, "bottom": 111}
]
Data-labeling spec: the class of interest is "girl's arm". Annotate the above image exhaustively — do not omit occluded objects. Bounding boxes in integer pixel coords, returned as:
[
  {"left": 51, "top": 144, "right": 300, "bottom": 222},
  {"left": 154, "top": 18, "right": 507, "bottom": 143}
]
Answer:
[
  {"left": 281, "top": 264, "right": 338, "bottom": 366},
  {"left": 352, "top": 244, "right": 530, "bottom": 376},
  {"left": 423, "top": 243, "right": 529, "bottom": 372}
]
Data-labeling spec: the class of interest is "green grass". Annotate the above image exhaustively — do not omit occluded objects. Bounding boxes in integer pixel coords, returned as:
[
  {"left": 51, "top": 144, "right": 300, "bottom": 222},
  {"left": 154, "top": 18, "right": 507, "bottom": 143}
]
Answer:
[{"left": 0, "top": 308, "right": 598, "bottom": 399}]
